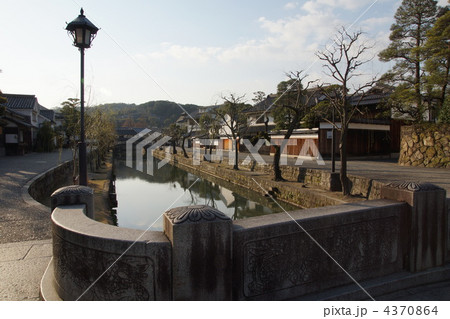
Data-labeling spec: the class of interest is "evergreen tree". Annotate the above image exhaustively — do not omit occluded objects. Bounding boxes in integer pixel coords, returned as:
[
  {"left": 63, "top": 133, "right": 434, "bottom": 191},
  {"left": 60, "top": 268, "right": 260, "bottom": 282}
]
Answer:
[
  {"left": 379, "top": 0, "right": 438, "bottom": 122},
  {"left": 60, "top": 98, "right": 81, "bottom": 181},
  {"left": 438, "top": 96, "right": 450, "bottom": 123},
  {"left": 36, "top": 121, "right": 55, "bottom": 152},
  {"left": 61, "top": 98, "right": 81, "bottom": 147},
  {"left": 424, "top": 7, "right": 450, "bottom": 121},
  {"left": 0, "top": 90, "right": 6, "bottom": 117}
]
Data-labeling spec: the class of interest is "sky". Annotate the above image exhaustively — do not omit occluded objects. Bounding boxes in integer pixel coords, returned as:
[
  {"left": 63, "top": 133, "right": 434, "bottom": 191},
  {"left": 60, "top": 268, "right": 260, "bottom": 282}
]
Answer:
[{"left": 0, "top": 0, "right": 448, "bottom": 109}]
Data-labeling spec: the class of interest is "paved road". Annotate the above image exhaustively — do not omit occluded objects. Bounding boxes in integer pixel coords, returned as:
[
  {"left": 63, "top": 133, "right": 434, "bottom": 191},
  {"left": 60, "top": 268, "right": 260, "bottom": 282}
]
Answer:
[
  {"left": 0, "top": 150, "right": 71, "bottom": 300},
  {"left": 216, "top": 150, "right": 450, "bottom": 193},
  {"left": 0, "top": 150, "right": 72, "bottom": 244},
  {"left": 288, "top": 157, "right": 450, "bottom": 193},
  {"left": 0, "top": 239, "right": 52, "bottom": 301}
]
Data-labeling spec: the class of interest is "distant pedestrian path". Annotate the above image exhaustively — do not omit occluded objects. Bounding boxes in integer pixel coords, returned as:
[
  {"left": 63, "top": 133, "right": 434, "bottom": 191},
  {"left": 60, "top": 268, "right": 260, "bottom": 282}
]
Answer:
[
  {"left": 251, "top": 153, "right": 450, "bottom": 194},
  {"left": 341, "top": 159, "right": 450, "bottom": 193},
  {"left": 0, "top": 150, "right": 72, "bottom": 244},
  {"left": 309, "top": 158, "right": 450, "bottom": 193}
]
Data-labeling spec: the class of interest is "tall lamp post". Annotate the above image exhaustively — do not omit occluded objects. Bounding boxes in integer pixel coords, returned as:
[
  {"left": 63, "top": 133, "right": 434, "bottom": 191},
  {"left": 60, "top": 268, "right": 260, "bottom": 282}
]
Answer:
[
  {"left": 66, "top": 8, "right": 99, "bottom": 186},
  {"left": 331, "top": 107, "right": 336, "bottom": 173}
]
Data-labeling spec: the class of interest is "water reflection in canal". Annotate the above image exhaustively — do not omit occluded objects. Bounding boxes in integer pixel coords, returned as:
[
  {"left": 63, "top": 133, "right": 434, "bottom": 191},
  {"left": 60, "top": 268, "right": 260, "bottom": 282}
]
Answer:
[{"left": 113, "top": 158, "right": 299, "bottom": 231}]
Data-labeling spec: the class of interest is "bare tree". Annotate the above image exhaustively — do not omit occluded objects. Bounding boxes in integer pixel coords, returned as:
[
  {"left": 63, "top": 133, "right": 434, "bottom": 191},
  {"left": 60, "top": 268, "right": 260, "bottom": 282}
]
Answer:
[
  {"left": 199, "top": 112, "right": 221, "bottom": 161},
  {"left": 215, "top": 93, "right": 251, "bottom": 170},
  {"left": 316, "top": 28, "right": 376, "bottom": 195},
  {"left": 180, "top": 125, "right": 193, "bottom": 158},
  {"left": 86, "top": 108, "right": 116, "bottom": 170},
  {"left": 273, "top": 71, "right": 318, "bottom": 181}
]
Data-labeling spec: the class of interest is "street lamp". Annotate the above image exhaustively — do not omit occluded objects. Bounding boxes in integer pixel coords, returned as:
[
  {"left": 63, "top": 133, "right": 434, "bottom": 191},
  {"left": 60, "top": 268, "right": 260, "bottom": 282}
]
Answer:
[
  {"left": 66, "top": 8, "right": 99, "bottom": 186},
  {"left": 331, "top": 107, "right": 336, "bottom": 173}
]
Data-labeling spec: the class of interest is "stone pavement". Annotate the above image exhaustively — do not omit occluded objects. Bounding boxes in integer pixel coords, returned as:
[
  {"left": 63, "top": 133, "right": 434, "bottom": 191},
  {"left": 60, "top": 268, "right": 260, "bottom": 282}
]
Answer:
[
  {"left": 0, "top": 150, "right": 72, "bottom": 301},
  {"left": 0, "top": 150, "right": 72, "bottom": 244},
  {"left": 303, "top": 157, "right": 450, "bottom": 193},
  {"left": 0, "top": 239, "right": 52, "bottom": 300}
]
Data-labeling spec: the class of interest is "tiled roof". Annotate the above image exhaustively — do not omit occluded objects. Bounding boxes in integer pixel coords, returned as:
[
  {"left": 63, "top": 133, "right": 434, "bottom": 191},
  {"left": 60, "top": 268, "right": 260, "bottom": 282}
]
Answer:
[
  {"left": 40, "top": 109, "right": 55, "bottom": 121},
  {"left": 116, "top": 127, "right": 140, "bottom": 136},
  {"left": 2, "top": 94, "right": 38, "bottom": 110},
  {"left": 251, "top": 94, "right": 277, "bottom": 112},
  {"left": 250, "top": 91, "right": 328, "bottom": 113},
  {"left": 349, "top": 93, "right": 390, "bottom": 106},
  {"left": 3, "top": 109, "right": 34, "bottom": 127}
]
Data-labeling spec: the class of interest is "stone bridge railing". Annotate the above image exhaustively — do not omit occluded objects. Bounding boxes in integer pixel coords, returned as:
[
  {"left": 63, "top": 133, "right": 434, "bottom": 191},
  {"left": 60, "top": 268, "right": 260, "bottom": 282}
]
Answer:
[{"left": 40, "top": 182, "right": 449, "bottom": 300}]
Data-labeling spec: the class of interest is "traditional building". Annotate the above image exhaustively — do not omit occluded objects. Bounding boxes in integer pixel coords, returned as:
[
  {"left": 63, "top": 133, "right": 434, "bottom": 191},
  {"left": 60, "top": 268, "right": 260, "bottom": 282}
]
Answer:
[
  {"left": 318, "top": 92, "right": 401, "bottom": 157},
  {"left": 0, "top": 93, "right": 58, "bottom": 155}
]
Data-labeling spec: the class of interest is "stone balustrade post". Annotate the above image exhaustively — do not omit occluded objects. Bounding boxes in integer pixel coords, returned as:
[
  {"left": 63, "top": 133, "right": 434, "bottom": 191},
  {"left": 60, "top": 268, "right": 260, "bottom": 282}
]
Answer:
[
  {"left": 51, "top": 185, "right": 94, "bottom": 219},
  {"left": 381, "top": 182, "right": 447, "bottom": 272},
  {"left": 163, "top": 205, "right": 233, "bottom": 300}
]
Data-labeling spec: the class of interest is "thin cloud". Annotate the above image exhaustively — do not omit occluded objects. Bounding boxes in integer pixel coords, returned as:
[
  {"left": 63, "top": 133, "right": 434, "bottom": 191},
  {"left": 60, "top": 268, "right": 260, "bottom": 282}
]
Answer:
[
  {"left": 133, "top": 0, "right": 389, "bottom": 104},
  {"left": 361, "top": 16, "right": 393, "bottom": 29},
  {"left": 284, "top": 2, "right": 299, "bottom": 10},
  {"left": 144, "top": 11, "right": 342, "bottom": 65},
  {"left": 303, "top": 0, "right": 380, "bottom": 12}
]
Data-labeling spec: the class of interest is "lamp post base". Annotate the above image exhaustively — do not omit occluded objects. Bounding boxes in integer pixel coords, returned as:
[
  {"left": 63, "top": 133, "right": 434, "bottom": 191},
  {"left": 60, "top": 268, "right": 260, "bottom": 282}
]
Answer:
[{"left": 78, "top": 142, "right": 87, "bottom": 186}]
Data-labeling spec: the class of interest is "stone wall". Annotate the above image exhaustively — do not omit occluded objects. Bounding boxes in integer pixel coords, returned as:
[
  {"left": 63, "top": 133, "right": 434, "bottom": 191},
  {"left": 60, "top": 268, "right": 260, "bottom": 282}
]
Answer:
[
  {"left": 447, "top": 198, "right": 450, "bottom": 263},
  {"left": 154, "top": 151, "right": 345, "bottom": 208},
  {"left": 49, "top": 205, "right": 172, "bottom": 301},
  {"left": 154, "top": 150, "right": 383, "bottom": 202},
  {"left": 28, "top": 160, "right": 73, "bottom": 205},
  {"left": 233, "top": 200, "right": 408, "bottom": 300},
  {"left": 399, "top": 124, "right": 450, "bottom": 168}
]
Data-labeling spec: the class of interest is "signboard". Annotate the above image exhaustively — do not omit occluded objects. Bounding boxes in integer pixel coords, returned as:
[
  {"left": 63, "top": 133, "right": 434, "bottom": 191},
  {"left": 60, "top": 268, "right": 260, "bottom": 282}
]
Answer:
[
  {"left": 327, "top": 130, "right": 333, "bottom": 139},
  {"left": 5, "top": 134, "right": 18, "bottom": 144}
]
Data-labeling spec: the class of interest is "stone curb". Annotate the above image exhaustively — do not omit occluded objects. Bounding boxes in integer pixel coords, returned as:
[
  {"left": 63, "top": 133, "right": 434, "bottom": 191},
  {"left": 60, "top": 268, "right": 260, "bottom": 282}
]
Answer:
[
  {"left": 40, "top": 258, "right": 62, "bottom": 301},
  {"left": 296, "top": 263, "right": 450, "bottom": 301}
]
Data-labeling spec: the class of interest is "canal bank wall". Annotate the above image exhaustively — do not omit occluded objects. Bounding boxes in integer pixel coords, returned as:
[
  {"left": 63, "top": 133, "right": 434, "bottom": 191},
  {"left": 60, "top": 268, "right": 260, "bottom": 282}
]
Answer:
[
  {"left": 152, "top": 150, "right": 361, "bottom": 208},
  {"left": 233, "top": 157, "right": 384, "bottom": 200}
]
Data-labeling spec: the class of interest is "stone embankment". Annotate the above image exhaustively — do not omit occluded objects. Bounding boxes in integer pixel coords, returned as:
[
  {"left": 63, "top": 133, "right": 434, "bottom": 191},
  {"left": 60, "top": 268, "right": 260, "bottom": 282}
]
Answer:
[
  {"left": 153, "top": 150, "right": 371, "bottom": 209},
  {"left": 237, "top": 158, "right": 384, "bottom": 200},
  {"left": 399, "top": 124, "right": 450, "bottom": 168},
  {"left": 27, "top": 160, "right": 73, "bottom": 207}
]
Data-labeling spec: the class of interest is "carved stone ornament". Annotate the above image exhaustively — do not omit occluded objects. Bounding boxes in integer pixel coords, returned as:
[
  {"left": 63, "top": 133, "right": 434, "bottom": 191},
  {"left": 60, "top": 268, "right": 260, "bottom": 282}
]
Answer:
[
  {"left": 243, "top": 217, "right": 400, "bottom": 297},
  {"left": 385, "top": 181, "right": 443, "bottom": 192},
  {"left": 51, "top": 185, "right": 93, "bottom": 197},
  {"left": 165, "top": 205, "right": 230, "bottom": 224},
  {"left": 54, "top": 235, "right": 155, "bottom": 300}
]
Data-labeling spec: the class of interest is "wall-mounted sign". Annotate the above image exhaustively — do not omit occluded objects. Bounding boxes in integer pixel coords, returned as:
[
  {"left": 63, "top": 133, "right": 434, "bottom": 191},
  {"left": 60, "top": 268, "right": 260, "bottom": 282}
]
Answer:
[{"left": 5, "top": 134, "right": 18, "bottom": 144}]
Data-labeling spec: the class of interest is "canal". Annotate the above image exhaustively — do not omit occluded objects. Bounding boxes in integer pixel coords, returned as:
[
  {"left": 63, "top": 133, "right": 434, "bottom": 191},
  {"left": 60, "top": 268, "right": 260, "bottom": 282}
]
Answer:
[{"left": 112, "top": 157, "right": 299, "bottom": 231}]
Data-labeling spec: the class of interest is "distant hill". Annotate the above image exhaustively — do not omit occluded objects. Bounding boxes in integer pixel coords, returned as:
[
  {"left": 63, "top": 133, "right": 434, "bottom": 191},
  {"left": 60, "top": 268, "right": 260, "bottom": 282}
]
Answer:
[{"left": 96, "top": 100, "right": 201, "bottom": 129}]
